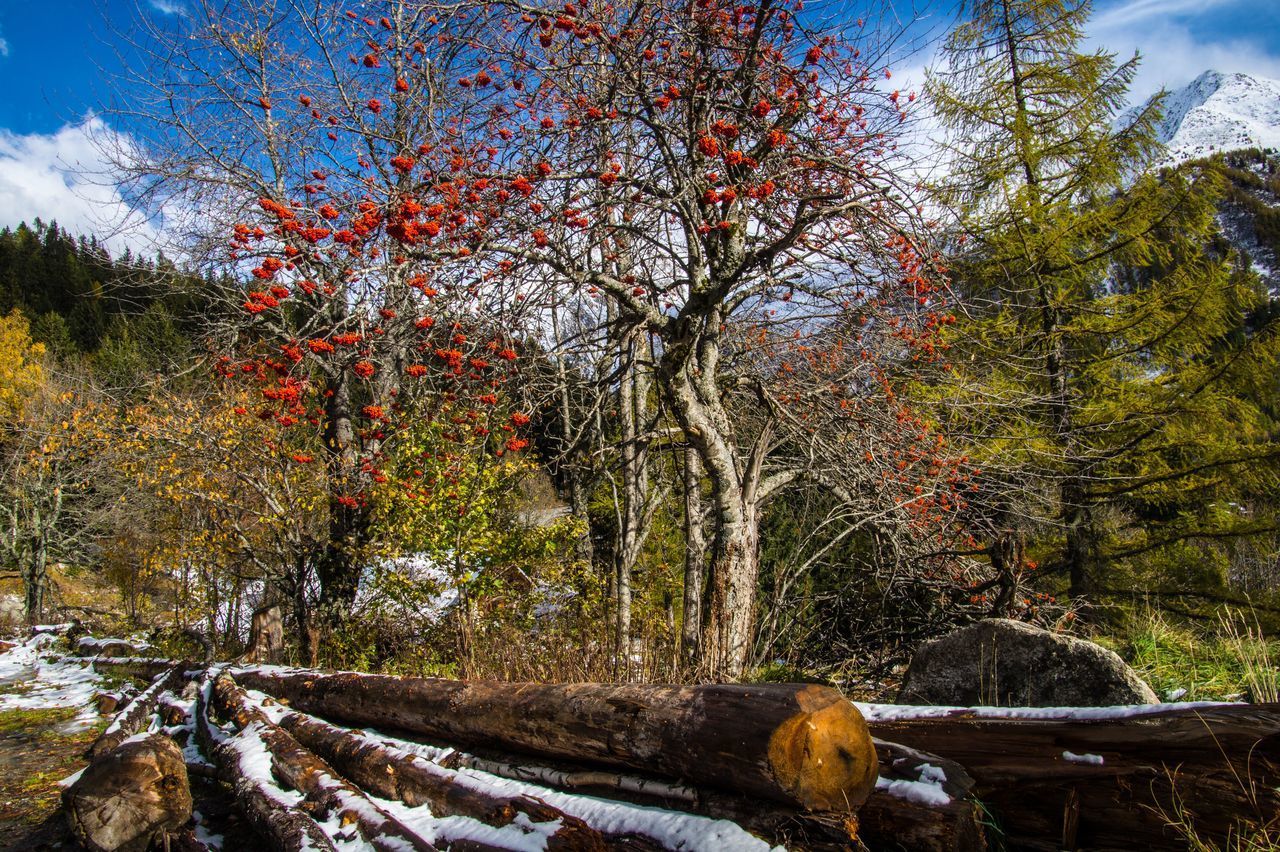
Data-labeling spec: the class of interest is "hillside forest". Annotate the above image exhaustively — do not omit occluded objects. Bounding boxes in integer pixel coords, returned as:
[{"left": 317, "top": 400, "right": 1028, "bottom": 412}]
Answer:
[{"left": 3, "top": 0, "right": 1280, "bottom": 693}]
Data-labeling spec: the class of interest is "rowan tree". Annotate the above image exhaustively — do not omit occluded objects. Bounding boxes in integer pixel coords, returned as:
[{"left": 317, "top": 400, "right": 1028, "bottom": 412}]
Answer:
[
  {"left": 460, "top": 0, "right": 969, "bottom": 676},
  {"left": 114, "top": 0, "right": 536, "bottom": 625}
]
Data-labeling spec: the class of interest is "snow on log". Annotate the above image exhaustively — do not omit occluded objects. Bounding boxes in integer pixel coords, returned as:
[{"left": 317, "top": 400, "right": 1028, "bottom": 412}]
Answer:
[
  {"left": 195, "top": 674, "right": 339, "bottom": 852},
  {"left": 87, "top": 666, "right": 181, "bottom": 760},
  {"left": 857, "top": 739, "right": 986, "bottom": 852},
  {"left": 233, "top": 669, "right": 880, "bottom": 812},
  {"left": 208, "top": 672, "right": 440, "bottom": 852},
  {"left": 265, "top": 706, "right": 615, "bottom": 850},
  {"left": 862, "top": 702, "right": 1280, "bottom": 851}
]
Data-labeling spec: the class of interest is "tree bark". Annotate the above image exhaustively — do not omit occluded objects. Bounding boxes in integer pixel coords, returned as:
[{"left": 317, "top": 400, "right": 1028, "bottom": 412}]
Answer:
[
  {"left": 680, "top": 448, "right": 705, "bottom": 669},
  {"left": 317, "top": 372, "right": 368, "bottom": 617},
  {"left": 866, "top": 703, "right": 1280, "bottom": 851},
  {"left": 232, "top": 668, "right": 879, "bottom": 812},
  {"left": 663, "top": 341, "right": 762, "bottom": 680},
  {"left": 22, "top": 533, "right": 49, "bottom": 625},
  {"left": 208, "top": 673, "right": 438, "bottom": 852}
]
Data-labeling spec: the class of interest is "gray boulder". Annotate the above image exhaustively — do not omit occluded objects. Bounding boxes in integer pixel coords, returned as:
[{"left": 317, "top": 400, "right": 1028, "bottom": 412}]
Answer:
[{"left": 898, "top": 618, "right": 1158, "bottom": 707}]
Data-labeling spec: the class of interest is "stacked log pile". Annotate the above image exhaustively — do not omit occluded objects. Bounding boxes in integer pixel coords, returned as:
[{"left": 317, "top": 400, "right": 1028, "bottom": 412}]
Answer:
[{"left": 66, "top": 650, "right": 1280, "bottom": 852}]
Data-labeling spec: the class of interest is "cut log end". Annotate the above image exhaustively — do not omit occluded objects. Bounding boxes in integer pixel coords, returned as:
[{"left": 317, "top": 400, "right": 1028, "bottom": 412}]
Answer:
[{"left": 767, "top": 686, "right": 879, "bottom": 812}]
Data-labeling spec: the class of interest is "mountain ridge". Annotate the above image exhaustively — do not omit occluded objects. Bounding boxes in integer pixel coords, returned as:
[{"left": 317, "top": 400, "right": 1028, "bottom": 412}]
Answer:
[{"left": 1128, "top": 70, "right": 1280, "bottom": 165}]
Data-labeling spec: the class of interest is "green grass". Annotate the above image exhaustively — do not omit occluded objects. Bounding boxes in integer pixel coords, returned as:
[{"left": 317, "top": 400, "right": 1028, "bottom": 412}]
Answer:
[
  {"left": 0, "top": 706, "right": 79, "bottom": 737},
  {"left": 1098, "top": 608, "right": 1280, "bottom": 703}
]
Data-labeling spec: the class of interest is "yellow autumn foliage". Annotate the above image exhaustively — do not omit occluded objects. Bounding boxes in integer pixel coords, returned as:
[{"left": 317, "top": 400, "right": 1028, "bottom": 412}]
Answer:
[{"left": 0, "top": 310, "right": 45, "bottom": 423}]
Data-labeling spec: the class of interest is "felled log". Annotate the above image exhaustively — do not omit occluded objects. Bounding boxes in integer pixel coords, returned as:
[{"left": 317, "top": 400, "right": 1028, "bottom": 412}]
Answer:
[
  {"left": 63, "top": 733, "right": 193, "bottom": 852},
  {"left": 857, "top": 739, "right": 986, "bottom": 852},
  {"left": 195, "top": 674, "right": 339, "bottom": 852},
  {"left": 75, "top": 636, "right": 141, "bottom": 658},
  {"left": 270, "top": 706, "right": 613, "bottom": 850},
  {"left": 88, "top": 666, "right": 181, "bottom": 760},
  {"left": 208, "top": 672, "right": 439, "bottom": 852},
  {"left": 865, "top": 702, "right": 1280, "bottom": 851},
  {"left": 233, "top": 669, "right": 879, "bottom": 812}
]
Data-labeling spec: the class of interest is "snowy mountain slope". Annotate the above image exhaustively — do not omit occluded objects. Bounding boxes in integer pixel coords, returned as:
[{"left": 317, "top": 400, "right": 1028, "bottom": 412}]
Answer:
[{"left": 1128, "top": 70, "right": 1280, "bottom": 165}]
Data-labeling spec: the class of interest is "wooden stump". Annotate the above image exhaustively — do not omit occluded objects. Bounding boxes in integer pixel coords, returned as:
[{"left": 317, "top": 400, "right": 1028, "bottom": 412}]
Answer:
[
  {"left": 63, "top": 733, "right": 193, "bottom": 852},
  {"left": 244, "top": 605, "right": 284, "bottom": 664}
]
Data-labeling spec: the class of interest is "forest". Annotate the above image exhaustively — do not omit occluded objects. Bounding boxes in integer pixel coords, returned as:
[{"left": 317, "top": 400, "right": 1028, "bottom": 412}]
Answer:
[
  {"left": 2, "top": 0, "right": 1279, "bottom": 689},
  {"left": 3, "top": 0, "right": 1280, "bottom": 848}
]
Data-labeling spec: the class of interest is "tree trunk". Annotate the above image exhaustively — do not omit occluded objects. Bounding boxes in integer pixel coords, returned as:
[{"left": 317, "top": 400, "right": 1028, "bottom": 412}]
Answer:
[
  {"left": 615, "top": 328, "right": 651, "bottom": 681},
  {"left": 663, "top": 332, "right": 762, "bottom": 680},
  {"left": 231, "top": 669, "right": 879, "bottom": 812},
  {"left": 1064, "top": 480, "right": 1097, "bottom": 603},
  {"left": 88, "top": 667, "right": 182, "bottom": 760},
  {"left": 866, "top": 703, "right": 1280, "bottom": 852},
  {"left": 195, "top": 675, "right": 338, "bottom": 852},
  {"left": 245, "top": 605, "right": 285, "bottom": 664},
  {"left": 317, "top": 373, "right": 368, "bottom": 617},
  {"left": 209, "top": 673, "right": 438, "bottom": 852},
  {"left": 680, "top": 448, "right": 705, "bottom": 669},
  {"left": 22, "top": 535, "right": 49, "bottom": 625}
]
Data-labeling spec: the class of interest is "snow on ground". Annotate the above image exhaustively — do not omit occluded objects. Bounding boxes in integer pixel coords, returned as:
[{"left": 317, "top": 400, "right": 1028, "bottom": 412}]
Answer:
[{"left": 0, "top": 632, "right": 106, "bottom": 731}]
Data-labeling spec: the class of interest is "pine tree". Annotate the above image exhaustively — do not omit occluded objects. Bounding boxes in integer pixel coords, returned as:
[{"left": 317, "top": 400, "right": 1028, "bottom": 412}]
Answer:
[{"left": 927, "top": 0, "right": 1280, "bottom": 609}]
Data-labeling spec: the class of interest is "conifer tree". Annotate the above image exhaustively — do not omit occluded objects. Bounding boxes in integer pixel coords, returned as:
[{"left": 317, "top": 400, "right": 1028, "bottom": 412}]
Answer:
[{"left": 927, "top": 0, "right": 1280, "bottom": 608}]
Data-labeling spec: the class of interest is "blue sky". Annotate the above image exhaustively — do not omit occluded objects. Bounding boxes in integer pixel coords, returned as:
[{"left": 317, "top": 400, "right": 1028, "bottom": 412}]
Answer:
[{"left": 0, "top": 0, "right": 1278, "bottom": 250}]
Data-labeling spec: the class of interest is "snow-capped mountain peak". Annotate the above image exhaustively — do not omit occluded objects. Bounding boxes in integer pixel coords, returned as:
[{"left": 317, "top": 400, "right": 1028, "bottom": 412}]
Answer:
[{"left": 1132, "top": 70, "right": 1280, "bottom": 165}]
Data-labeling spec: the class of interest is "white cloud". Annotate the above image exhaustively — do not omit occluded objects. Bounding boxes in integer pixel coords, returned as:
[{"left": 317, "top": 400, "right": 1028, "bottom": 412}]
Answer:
[
  {"left": 1090, "top": 0, "right": 1234, "bottom": 30},
  {"left": 0, "top": 30, "right": 9, "bottom": 58},
  {"left": 1087, "top": 1, "right": 1280, "bottom": 106},
  {"left": 0, "top": 118, "right": 161, "bottom": 256},
  {"left": 148, "top": 0, "right": 187, "bottom": 14}
]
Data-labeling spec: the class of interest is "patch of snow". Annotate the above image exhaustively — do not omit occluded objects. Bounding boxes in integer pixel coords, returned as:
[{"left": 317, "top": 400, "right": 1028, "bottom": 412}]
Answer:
[
  {"left": 192, "top": 809, "right": 225, "bottom": 850},
  {"left": 0, "top": 634, "right": 106, "bottom": 730},
  {"left": 1062, "top": 751, "right": 1105, "bottom": 765},
  {"left": 875, "top": 773, "right": 951, "bottom": 807}
]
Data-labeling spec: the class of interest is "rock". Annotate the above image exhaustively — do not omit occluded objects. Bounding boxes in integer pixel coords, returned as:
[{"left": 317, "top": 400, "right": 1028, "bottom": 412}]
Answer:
[
  {"left": 0, "top": 640, "right": 14, "bottom": 654},
  {"left": 75, "top": 637, "right": 138, "bottom": 658},
  {"left": 898, "top": 618, "right": 1159, "bottom": 707},
  {"left": 63, "top": 734, "right": 193, "bottom": 852}
]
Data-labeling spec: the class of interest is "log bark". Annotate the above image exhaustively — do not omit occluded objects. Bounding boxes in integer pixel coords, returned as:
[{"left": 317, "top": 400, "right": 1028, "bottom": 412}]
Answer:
[
  {"left": 63, "top": 733, "right": 193, "bottom": 852},
  {"left": 194, "top": 674, "right": 339, "bottom": 852},
  {"left": 270, "top": 707, "right": 617, "bottom": 850},
  {"left": 208, "top": 672, "right": 439, "bottom": 852},
  {"left": 866, "top": 703, "right": 1280, "bottom": 851},
  {"left": 87, "top": 666, "right": 181, "bottom": 760},
  {"left": 233, "top": 669, "right": 879, "bottom": 812},
  {"left": 857, "top": 739, "right": 986, "bottom": 852}
]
